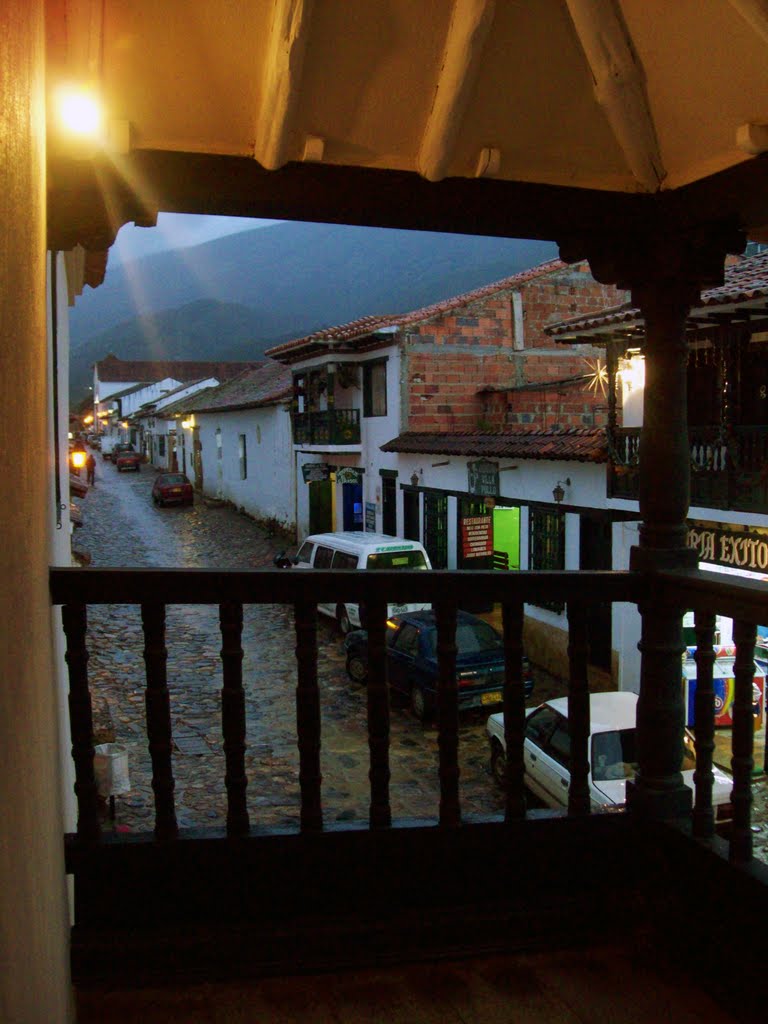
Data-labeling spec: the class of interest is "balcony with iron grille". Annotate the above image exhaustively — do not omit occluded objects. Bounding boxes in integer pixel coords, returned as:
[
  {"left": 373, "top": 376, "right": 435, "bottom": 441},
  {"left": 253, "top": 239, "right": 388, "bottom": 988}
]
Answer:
[{"left": 292, "top": 407, "right": 362, "bottom": 449}]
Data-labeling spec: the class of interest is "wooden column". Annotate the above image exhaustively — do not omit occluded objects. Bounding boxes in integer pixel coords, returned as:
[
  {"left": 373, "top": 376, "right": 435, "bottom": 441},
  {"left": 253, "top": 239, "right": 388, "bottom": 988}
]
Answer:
[
  {"left": 561, "top": 223, "right": 745, "bottom": 824},
  {"left": 627, "top": 279, "right": 697, "bottom": 820}
]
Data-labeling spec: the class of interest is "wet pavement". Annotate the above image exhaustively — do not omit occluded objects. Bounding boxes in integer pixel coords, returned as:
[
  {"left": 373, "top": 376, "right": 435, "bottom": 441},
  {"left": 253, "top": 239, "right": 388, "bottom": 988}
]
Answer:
[
  {"left": 72, "top": 454, "right": 768, "bottom": 863},
  {"left": 74, "top": 455, "right": 522, "bottom": 833}
]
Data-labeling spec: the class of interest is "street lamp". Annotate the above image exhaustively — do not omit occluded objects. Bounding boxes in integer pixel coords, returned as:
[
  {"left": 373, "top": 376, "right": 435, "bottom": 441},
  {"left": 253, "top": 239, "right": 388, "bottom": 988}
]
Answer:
[{"left": 553, "top": 478, "right": 571, "bottom": 504}]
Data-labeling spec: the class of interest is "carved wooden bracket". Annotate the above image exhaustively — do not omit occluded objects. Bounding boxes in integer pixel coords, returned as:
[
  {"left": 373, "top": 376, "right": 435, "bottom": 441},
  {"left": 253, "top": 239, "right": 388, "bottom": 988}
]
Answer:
[{"left": 558, "top": 220, "right": 747, "bottom": 304}]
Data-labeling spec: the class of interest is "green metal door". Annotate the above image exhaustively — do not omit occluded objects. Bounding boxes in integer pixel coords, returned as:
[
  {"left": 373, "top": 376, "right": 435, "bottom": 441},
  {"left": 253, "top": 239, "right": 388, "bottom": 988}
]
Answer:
[
  {"left": 309, "top": 479, "right": 333, "bottom": 534},
  {"left": 423, "top": 493, "right": 448, "bottom": 569}
]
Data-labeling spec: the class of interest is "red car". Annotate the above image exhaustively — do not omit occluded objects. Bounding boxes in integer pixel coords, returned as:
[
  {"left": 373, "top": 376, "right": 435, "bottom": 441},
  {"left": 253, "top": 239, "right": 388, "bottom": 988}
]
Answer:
[
  {"left": 152, "top": 472, "right": 193, "bottom": 507},
  {"left": 115, "top": 447, "right": 141, "bottom": 472}
]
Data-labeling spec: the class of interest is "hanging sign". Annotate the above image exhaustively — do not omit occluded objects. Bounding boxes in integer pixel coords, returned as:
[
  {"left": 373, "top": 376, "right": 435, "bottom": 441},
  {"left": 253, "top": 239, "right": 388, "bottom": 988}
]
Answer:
[
  {"left": 302, "top": 462, "right": 330, "bottom": 483},
  {"left": 365, "top": 502, "right": 377, "bottom": 532},
  {"left": 335, "top": 466, "right": 363, "bottom": 485},
  {"left": 688, "top": 520, "right": 768, "bottom": 573},
  {"left": 461, "top": 515, "right": 494, "bottom": 558},
  {"left": 468, "top": 460, "right": 499, "bottom": 496}
]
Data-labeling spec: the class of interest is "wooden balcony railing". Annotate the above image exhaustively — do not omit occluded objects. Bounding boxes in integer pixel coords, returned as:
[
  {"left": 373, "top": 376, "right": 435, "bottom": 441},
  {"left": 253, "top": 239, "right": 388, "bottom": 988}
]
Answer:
[
  {"left": 608, "top": 425, "right": 768, "bottom": 511},
  {"left": 292, "top": 408, "right": 361, "bottom": 446},
  {"left": 49, "top": 565, "right": 768, "bottom": 988}
]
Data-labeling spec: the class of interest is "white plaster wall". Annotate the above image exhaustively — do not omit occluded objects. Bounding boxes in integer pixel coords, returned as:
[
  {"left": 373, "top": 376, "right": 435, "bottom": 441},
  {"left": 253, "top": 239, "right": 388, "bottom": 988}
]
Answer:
[
  {"left": 48, "top": 252, "right": 76, "bottom": 834},
  {"left": 196, "top": 406, "right": 295, "bottom": 530}
]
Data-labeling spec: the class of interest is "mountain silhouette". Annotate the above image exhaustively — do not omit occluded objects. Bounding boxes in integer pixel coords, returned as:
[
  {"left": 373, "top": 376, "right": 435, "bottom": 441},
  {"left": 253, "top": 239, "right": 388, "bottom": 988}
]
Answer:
[{"left": 70, "top": 221, "right": 557, "bottom": 399}]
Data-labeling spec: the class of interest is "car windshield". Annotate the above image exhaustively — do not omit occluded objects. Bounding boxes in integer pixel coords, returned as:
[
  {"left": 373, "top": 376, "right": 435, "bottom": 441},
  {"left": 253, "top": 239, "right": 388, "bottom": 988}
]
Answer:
[
  {"left": 591, "top": 729, "right": 638, "bottom": 781},
  {"left": 366, "top": 550, "right": 428, "bottom": 569},
  {"left": 591, "top": 726, "right": 697, "bottom": 781},
  {"left": 160, "top": 474, "right": 187, "bottom": 485},
  {"left": 423, "top": 618, "right": 502, "bottom": 658}
]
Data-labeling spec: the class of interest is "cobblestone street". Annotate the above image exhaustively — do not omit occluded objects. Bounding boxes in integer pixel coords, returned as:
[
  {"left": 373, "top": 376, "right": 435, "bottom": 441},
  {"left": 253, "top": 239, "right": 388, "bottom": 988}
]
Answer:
[
  {"left": 74, "top": 455, "right": 512, "bottom": 833},
  {"left": 73, "top": 454, "right": 768, "bottom": 864}
]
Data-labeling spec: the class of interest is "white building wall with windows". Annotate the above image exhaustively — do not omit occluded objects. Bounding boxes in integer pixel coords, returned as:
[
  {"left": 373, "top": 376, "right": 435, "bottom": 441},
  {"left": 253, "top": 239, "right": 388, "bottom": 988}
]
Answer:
[{"left": 194, "top": 405, "right": 295, "bottom": 531}]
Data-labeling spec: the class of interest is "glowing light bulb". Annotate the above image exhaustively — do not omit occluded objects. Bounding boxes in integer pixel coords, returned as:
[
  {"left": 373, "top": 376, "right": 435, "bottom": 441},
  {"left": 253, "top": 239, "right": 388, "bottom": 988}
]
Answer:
[{"left": 56, "top": 86, "right": 103, "bottom": 139}]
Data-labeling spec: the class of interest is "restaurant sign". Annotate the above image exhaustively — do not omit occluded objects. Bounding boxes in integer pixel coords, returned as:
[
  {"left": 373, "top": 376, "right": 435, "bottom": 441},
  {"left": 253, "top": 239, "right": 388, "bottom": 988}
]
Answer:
[
  {"left": 461, "top": 515, "right": 494, "bottom": 559},
  {"left": 468, "top": 460, "right": 499, "bottom": 497},
  {"left": 688, "top": 520, "right": 768, "bottom": 573}
]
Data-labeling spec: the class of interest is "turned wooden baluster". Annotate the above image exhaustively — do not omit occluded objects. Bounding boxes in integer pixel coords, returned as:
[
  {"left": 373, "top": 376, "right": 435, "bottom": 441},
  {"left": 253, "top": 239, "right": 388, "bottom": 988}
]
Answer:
[
  {"left": 692, "top": 611, "right": 717, "bottom": 839},
  {"left": 62, "top": 603, "right": 101, "bottom": 840},
  {"left": 141, "top": 602, "right": 179, "bottom": 840},
  {"left": 294, "top": 597, "right": 322, "bottom": 831},
  {"left": 567, "top": 601, "right": 591, "bottom": 817},
  {"left": 435, "top": 600, "right": 460, "bottom": 827},
  {"left": 730, "top": 619, "right": 756, "bottom": 864},
  {"left": 501, "top": 600, "right": 526, "bottom": 821},
  {"left": 219, "top": 601, "right": 249, "bottom": 836},
  {"left": 366, "top": 596, "right": 391, "bottom": 828}
]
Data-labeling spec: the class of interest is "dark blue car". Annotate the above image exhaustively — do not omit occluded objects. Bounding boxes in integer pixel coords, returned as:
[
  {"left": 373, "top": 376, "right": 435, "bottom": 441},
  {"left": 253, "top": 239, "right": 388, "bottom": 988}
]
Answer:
[{"left": 343, "top": 609, "right": 534, "bottom": 721}]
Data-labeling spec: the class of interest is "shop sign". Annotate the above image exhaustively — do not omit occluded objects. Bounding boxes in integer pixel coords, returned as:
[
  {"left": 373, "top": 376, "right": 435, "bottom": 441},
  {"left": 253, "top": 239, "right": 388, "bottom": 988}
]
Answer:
[
  {"left": 365, "top": 502, "right": 377, "bottom": 532},
  {"left": 468, "top": 460, "right": 499, "bottom": 497},
  {"left": 688, "top": 520, "right": 768, "bottom": 572},
  {"left": 302, "top": 462, "right": 330, "bottom": 483},
  {"left": 336, "top": 466, "right": 363, "bottom": 485},
  {"left": 461, "top": 515, "right": 493, "bottom": 558}
]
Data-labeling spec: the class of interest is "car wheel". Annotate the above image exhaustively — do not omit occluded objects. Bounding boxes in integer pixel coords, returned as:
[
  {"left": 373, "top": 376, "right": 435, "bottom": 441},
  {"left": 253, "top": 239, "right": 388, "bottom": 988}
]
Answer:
[
  {"left": 346, "top": 652, "right": 368, "bottom": 684},
  {"left": 336, "top": 604, "right": 352, "bottom": 635},
  {"left": 410, "top": 685, "right": 429, "bottom": 722},
  {"left": 490, "top": 739, "right": 507, "bottom": 789}
]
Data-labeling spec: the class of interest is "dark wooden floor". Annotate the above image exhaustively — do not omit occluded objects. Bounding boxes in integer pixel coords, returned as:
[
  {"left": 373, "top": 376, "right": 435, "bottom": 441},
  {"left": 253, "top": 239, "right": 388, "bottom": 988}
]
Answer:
[{"left": 75, "top": 945, "right": 737, "bottom": 1023}]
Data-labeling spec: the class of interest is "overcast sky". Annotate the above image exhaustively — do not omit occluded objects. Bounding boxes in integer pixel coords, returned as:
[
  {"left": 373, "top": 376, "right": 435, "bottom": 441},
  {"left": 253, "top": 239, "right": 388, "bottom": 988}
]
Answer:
[{"left": 109, "top": 214, "right": 281, "bottom": 265}]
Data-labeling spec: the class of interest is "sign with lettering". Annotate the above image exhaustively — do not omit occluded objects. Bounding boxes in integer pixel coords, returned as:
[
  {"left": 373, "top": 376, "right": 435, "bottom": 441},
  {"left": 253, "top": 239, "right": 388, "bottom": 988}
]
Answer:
[
  {"left": 468, "top": 460, "right": 499, "bottom": 497},
  {"left": 688, "top": 520, "right": 768, "bottom": 573},
  {"left": 365, "top": 502, "right": 377, "bottom": 532},
  {"left": 461, "top": 515, "right": 494, "bottom": 558},
  {"left": 335, "top": 466, "right": 363, "bottom": 485},
  {"left": 301, "top": 462, "right": 330, "bottom": 483}
]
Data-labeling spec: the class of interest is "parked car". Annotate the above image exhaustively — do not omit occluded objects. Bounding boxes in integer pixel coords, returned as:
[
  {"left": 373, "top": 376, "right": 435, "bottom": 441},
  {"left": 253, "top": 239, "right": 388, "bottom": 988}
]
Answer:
[
  {"left": 487, "top": 691, "right": 733, "bottom": 822},
  {"left": 114, "top": 447, "right": 141, "bottom": 472},
  {"left": 152, "top": 472, "right": 193, "bottom": 507},
  {"left": 273, "top": 532, "right": 432, "bottom": 633},
  {"left": 343, "top": 609, "right": 534, "bottom": 721}
]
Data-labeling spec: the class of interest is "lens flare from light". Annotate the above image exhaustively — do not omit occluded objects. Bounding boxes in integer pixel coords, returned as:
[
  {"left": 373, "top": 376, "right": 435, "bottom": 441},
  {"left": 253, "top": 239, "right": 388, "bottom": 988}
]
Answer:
[{"left": 56, "top": 86, "right": 103, "bottom": 139}]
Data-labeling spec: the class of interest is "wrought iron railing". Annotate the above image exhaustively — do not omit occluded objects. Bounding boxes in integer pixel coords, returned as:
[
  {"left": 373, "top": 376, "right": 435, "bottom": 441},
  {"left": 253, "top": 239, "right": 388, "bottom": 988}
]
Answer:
[
  {"left": 608, "top": 425, "right": 768, "bottom": 511},
  {"left": 292, "top": 408, "right": 361, "bottom": 445}
]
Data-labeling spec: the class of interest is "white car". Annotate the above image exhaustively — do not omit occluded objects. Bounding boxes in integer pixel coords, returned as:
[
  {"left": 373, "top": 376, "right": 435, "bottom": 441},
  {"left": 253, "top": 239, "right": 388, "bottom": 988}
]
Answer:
[{"left": 487, "top": 691, "right": 733, "bottom": 817}]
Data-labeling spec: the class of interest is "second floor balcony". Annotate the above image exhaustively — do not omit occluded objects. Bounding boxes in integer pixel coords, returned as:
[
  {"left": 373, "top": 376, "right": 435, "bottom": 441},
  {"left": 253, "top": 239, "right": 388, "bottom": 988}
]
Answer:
[
  {"left": 293, "top": 407, "right": 361, "bottom": 448},
  {"left": 609, "top": 425, "right": 768, "bottom": 512}
]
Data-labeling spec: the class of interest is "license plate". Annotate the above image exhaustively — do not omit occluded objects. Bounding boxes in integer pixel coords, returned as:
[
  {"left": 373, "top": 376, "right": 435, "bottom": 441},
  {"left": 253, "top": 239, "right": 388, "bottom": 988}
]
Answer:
[
  {"left": 171, "top": 488, "right": 182, "bottom": 494},
  {"left": 481, "top": 691, "right": 502, "bottom": 706}
]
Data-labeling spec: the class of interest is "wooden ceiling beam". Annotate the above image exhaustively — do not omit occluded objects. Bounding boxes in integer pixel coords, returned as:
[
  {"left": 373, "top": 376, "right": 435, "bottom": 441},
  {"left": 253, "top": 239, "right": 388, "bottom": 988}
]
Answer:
[
  {"left": 729, "top": 0, "right": 768, "bottom": 44},
  {"left": 254, "top": 0, "right": 315, "bottom": 171},
  {"left": 416, "top": 0, "right": 496, "bottom": 182},
  {"left": 565, "top": 0, "right": 665, "bottom": 192}
]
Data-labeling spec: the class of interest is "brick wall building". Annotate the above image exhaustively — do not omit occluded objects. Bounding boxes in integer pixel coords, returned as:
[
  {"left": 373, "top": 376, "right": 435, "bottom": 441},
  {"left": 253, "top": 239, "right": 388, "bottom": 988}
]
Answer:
[{"left": 402, "top": 260, "right": 627, "bottom": 432}]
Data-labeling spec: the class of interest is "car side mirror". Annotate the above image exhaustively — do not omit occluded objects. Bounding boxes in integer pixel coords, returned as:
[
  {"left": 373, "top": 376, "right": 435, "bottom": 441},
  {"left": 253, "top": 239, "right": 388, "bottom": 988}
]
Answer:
[{"left": 273, "top": 551, "right": 292, "bottom": 569}]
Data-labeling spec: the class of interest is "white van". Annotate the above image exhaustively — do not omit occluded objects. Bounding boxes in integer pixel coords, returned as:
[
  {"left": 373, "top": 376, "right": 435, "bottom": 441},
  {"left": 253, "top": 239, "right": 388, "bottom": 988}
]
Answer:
[{"left": 274, "top": 531, "right": 432, "bottom": 633}]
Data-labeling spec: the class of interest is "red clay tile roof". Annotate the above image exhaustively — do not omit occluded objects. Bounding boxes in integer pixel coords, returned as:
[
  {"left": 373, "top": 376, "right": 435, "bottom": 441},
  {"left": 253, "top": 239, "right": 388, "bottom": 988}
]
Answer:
[
  {"left": 547, "top": 250, "right": 768, "bottom": 339},
  {"left": 177, "top": 361, "right": 292, "bottom": 413},
  {"left": 265, "top": 259, "right": 568, "bottom": 360},
  {"left": 380, "top": 428, "right": 607, "bottom": 463},
  {"left": 95, "top": 355, "right": 265, "bottom": 383}
]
